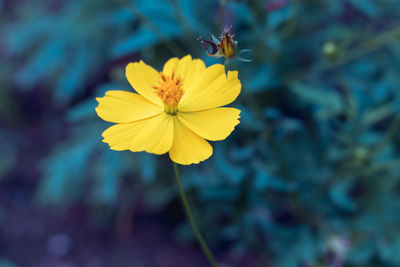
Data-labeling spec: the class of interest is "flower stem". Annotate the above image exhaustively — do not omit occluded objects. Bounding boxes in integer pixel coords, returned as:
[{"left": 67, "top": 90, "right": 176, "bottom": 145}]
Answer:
[{"left": 173, "top": 163, "right": 219, "bottom": 267}]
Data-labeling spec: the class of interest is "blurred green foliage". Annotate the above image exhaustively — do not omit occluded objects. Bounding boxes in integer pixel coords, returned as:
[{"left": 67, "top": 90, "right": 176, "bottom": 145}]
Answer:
[{"left": 2, "top": 0, "right": 400, "bottom": 266}]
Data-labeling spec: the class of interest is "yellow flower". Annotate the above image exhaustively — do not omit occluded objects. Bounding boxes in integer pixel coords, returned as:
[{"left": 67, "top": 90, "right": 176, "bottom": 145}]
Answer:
[{"left": 95, "top": 55, "right": 241, "bottom": 165}]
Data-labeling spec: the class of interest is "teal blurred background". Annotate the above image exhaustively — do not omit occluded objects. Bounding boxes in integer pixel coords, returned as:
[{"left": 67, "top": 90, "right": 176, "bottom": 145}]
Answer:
[{"left": 2, "top": 0, "right": 400, "bottom": 266}]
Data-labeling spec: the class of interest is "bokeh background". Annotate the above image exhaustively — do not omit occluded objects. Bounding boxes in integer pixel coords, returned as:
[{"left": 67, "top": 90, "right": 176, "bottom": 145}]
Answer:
[{"left": 2, "top": 0, "right": 400, "bottom": 266}]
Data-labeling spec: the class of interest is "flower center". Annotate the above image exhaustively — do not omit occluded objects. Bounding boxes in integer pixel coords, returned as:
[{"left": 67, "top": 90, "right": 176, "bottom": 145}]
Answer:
[{"left": 153, "top": 72, "right": 184, "bottom": 115}]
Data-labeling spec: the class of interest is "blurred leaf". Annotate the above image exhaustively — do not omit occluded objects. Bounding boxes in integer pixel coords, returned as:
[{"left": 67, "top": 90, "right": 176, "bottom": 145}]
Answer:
[
  {"left": 267, "top": 5, "right": 295, "bottom": 29},
  {"left": 361, "top": 103, "right": 395, "bottom": 127},
  {"left": 376, "top": 237, "right": 400, "bottom": 265},
  {"left": 253, "top": 162, "right": 297, "bottom": 192},
  {"left": 91, "top": 150, "right": 124, "bottom": 204},
  {"left": 16, "top": 38, "right": 64, "bottom": 88},
  {"left": 290, "top": 82, "right": 344, "bottom": 120},
  {"left": 244, "top": 64, "right": 278, "bottom": 93},
  {"left": 67, "top": 99, "right": 98, "bottom": 122},
  {"left": 139, "top": 153, "right": 157, "bottom": 183},
  {"left": 55, "top": 44, "right": 95, "bottom": 103},
  {"left": 348, "top": 0, "right": 379, "bottom": 18},
  {"left": 0, "top": 129, "right": 18, "bottom": 179},
  {"left": 348, "top": 239, "right": 375, "bottom": 265},
  {"left": 111, "top": 28, "right": 160, "bottom": 58},
  {"left": 215, "top": 143, "right": 246, "bottom": 185},
  {"left": 329, "top": 179, "right": 357, "bottom": 212},
  {"left": 176, "top": 0, "right": 209, "bottom": 34},
  {"left": 0, "top": 259, "right": 18, "bottom": 267},
  {"left": 37, "top": 139, "right": 98, "bottom": 204}
]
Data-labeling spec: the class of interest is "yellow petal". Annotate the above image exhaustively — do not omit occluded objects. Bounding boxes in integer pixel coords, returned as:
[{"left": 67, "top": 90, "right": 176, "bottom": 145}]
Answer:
[
  {"left": 162, "top": 57, "right": 179, "bottom": 76},
  {"left": 162, "top": 55, "right": 206, "bottom": 94},
  {"left": 169, "top": 117, "right": 213, "bottom": 165},
  {"left": 179, "top": 66, "right": 241, "bottom": 112},
  {"left": 126, "top": 61, "right": 163, "bottom": 106},
  {"left": 177, "top": 108, "right": 240, "bottom": 141},
  {"left": 102, "top": 113, "right": 173, "bottom": 154},
  {"left": 96, "top": 90, "right": 163, "bottom": 123}
]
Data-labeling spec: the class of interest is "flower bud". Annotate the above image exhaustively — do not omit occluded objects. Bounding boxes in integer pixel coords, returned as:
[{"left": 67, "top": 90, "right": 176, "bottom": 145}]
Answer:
[
  {"left": 322, "top": 41, "right": 340, "bottom": 62},
  {"left": 218, "top": 25, "right": 236, "bottom": 59},
  {"left": 198, "top": 25, "right": 252, "bottom": 63}
]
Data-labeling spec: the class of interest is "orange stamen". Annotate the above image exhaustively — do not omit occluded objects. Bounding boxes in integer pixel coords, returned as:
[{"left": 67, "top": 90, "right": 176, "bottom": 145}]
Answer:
[{"left": 153, "top": 72, "right": 184, "bottom": 115}]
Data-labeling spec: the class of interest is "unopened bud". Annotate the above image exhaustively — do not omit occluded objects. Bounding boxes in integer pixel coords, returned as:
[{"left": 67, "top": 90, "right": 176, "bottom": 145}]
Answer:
[
  {"left": 218, "top": 25, "right": 236, "bottom": 59},
  {"left": 322, "top": 41, "right": 340, "bottom": 62},
  {"left": 198, "top": 25, "right": 252, "bottom": 63}
]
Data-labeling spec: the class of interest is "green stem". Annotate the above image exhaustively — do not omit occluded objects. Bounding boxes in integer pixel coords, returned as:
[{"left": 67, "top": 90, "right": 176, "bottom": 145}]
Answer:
[
  {"left": 325, "top": 24, "right": 400, "bottom": 70},
  {"left": 173, "top": 163, "right": 219, "bottom": 267},
  {"left": 283, "top": 23, "right": 400, "bottom": 79},
  {"left": 364, "top": 159, "right": 400, "bottom": 175},
  {"left": 370, "top": 111, "right": 400, "bottom": 157}
]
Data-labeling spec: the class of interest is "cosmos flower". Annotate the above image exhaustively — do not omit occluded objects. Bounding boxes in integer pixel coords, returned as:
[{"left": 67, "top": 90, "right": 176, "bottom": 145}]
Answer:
[{"left": 96, "top": 55, "right": 241, "bottom": 165}]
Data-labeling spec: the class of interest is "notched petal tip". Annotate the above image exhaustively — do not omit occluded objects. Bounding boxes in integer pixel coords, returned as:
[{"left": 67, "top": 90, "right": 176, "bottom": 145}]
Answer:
[
  {"left": 174, "top": 157, "right": 211, "bottom": 165},
  {"left": 170, "top": 147, "right": 213, "bottom": 165},
  {"left": 227, "top": 70, "right": 239, "bottom": 78},
  {"left": 125, "top": 60, "right": 148, "bottom": 73},
  {"left": 125, "top": 62, "right": 134, "bottom": 71},
  {"left": 227, "top": 70, "right": 241, "bottom": 91},
  {"left": 181, "top": 54, "right": 193, "bottom": 61},
  {"left": 208, "top": 63, "right": 226, "bottom": 76},
  {"left": 104, "top": 91, "right": 117, "bottom": 96}
]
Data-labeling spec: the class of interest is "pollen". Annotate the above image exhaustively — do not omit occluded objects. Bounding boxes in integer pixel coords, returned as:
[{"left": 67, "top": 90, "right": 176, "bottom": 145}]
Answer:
[{"left": 153, "top": 72, "right": 184, "bottom": 115}]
